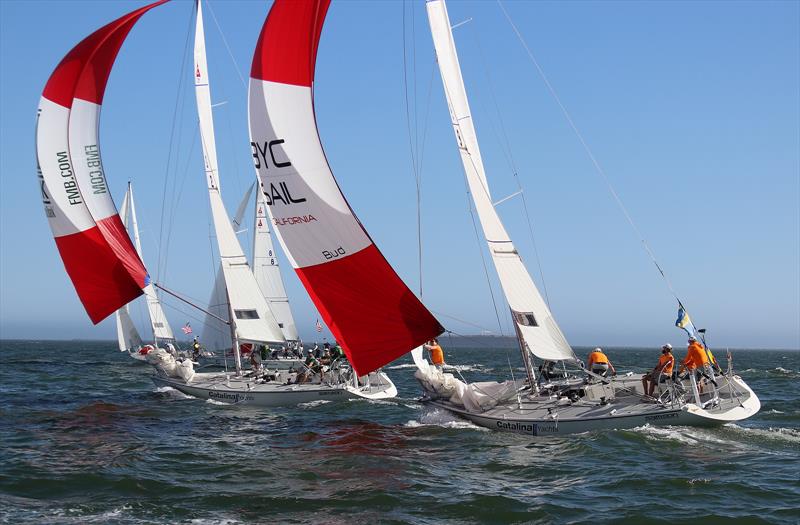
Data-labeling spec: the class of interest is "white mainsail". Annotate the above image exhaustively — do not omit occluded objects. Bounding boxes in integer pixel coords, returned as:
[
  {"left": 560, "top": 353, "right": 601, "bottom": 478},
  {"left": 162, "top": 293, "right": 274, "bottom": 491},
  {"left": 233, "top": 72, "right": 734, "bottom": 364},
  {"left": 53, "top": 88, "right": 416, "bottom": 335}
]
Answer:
[
  {"left": 127, "top": 183, "right": 174, "bottom": 342},
  {"left": 115, "top": 187, "right": 144, "bottom": 352},
  {"left": 427, "top": 0, "right": 574, "bottom": 362},
  {"left": 253, "top": 187, "right": 298, "bottom": 341},
  {"left": 193, "top": 0, "right": 284, "bottom": 348}
]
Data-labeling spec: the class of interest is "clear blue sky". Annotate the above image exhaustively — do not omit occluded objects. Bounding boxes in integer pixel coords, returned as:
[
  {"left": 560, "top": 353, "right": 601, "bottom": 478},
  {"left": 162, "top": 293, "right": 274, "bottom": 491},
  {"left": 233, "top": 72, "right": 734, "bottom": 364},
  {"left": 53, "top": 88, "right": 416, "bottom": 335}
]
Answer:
[{"left": 1, "top": 0, "right": 798, "bottom": 349}]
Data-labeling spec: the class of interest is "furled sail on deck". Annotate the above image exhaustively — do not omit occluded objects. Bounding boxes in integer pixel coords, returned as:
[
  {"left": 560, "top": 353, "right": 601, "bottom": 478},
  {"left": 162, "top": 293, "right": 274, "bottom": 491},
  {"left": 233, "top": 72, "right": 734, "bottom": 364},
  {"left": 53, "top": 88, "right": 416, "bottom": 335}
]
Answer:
[
  {"left": 194, "top": 0, "right": 284, "bottom": 345},
  {"left": 426, "top": 0, "right": 574, "bottom": 362},
  {"left": 248, "top": 0, "right": 443, "bottom": 374},
  {"left": 253, "top": 187, "right": 299, "bottom": 341},
  {"left": 115, "top": 187, "right": 144, "bottom": 352},
  {"left": 127, "top": 183, "right": 174, "bottom": 341},
  {"left": 35, "top": 1, "right": 166, "bottom": 323}
]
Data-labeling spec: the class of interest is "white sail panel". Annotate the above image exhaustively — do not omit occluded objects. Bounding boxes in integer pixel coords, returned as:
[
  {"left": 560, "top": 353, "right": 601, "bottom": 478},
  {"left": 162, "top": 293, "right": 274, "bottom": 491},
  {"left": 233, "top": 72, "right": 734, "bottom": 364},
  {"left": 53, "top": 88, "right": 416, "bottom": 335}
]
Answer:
[
  {"left": 194, "top": 0, "right": 284, "bottom": 345},
  {"left": 128, "top": 184, "right": 174, "bottom": 341},
  {"left": 427, "top": 0, "right": 574, "bottom": 362},
  {"left": 233, "top": 182, "right": 255, "bottom": 231},
  {"left": 201, "top": 264, "right": 231, "bottom": 352},
  {"left": 253, "top": 188, "right": 299, "bottom": 341}
]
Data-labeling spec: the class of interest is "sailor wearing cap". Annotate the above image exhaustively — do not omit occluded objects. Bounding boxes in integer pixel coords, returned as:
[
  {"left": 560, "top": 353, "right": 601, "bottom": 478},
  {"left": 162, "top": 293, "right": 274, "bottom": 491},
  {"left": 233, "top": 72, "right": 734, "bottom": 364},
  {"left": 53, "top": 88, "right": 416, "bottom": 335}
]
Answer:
[{"left": 642, "top": 344, "right": 675, "bottom": 397}]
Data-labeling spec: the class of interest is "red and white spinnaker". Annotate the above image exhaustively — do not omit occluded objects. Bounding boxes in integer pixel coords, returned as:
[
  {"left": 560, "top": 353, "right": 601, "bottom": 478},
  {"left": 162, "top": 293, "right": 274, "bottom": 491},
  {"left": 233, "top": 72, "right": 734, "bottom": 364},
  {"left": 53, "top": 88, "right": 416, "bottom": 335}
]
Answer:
[
  {"left": 248, "top": 0, "right": 443, "bottom": 375},
  {"left": 36, "top": 0, "right": 168, "bottom": 323}
]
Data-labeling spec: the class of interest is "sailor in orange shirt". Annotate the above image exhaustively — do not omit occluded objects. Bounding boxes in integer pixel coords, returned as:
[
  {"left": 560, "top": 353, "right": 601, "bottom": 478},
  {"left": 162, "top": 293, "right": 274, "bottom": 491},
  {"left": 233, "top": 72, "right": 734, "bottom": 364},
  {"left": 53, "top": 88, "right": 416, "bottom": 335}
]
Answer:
[
  {"left": 642, "top": 344, "right": 675, "bottom": 397},
  {"left": 679, "top": 337, "right": 709, "bottom": 373},
  {"left": 424, "top": 339, "right": 445, "bottom": 370},
  {"left": 587, "top": 347, "right": 616, "bottom": 377}
]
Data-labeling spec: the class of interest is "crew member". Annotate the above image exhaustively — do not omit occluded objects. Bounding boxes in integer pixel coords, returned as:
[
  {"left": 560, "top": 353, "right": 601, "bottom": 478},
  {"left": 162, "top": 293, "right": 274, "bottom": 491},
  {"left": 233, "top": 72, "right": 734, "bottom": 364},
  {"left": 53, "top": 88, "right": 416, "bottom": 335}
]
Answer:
[
  {"left": 424, "top": 339, "right": 445, "bottom": 369},
  {"left": 192, "top": 337, "right": 201, "bottom": 360},
  {"left": 587, "top": 347, "right": 616, "bottom": 377},
  {"left": 642, "top": 344, "right": 675, "bottom": 397},
  {"left": 680, "top": 336, "right": 717, "bottom": 390}
]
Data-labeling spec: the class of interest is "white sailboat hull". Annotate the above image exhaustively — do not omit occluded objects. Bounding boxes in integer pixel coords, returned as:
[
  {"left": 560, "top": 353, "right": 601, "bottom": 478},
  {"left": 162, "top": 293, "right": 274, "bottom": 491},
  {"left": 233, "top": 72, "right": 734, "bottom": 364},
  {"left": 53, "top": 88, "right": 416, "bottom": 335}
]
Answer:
[
  {"left": 152, "top": 370, "right": 397, "bottom": 407},
  {"left": 420, "top": 374, "right": 760, "bottom": 436}
]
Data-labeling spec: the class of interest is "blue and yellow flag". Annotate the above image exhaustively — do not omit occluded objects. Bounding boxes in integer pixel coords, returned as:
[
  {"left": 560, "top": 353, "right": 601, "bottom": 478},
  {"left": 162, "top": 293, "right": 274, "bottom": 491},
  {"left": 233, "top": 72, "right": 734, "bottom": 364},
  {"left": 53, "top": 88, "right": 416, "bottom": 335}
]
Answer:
[{"left": 675, "top": 306, "right": 696, "bottom": 338}]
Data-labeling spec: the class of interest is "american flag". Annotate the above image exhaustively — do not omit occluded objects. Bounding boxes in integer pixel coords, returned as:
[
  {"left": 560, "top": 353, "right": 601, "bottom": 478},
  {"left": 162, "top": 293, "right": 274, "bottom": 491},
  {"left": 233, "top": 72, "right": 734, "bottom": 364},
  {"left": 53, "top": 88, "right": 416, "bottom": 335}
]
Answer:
[
  {"left": 182, "top": 322, "right": 193, "bottom": 335},
  {"left": 315, "top": 319, "right": 322, "bottom": 332}
]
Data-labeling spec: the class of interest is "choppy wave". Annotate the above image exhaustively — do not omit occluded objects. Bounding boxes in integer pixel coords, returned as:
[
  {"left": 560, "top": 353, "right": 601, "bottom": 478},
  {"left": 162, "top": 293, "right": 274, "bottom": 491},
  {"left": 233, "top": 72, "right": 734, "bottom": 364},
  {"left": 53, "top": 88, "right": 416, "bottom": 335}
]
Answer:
[
  {"left": 405, "top": 408, "right": 488, "bottom": 431},
  {"left": 298, "top": 399, "right": 332, "bottom": 409},
  {"left": 724, "top": 424, "right": 800, "bottom": 443},
  {"left": 153, "top": 386, "right": 193, "bottom": 400}
]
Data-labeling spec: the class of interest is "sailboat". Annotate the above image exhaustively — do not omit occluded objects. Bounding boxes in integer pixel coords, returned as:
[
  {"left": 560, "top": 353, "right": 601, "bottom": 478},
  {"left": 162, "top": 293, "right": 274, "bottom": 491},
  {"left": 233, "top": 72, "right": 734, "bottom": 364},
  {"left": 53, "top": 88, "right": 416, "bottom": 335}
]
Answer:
[
  {"left": 199, "top": 182, "right": 303, "bottom": 371},
  {"left": 114, "top": 182, "right": 178, "bottom": 362},
  {"left": 410, "top": 0, "right": 760, "bottom": 435}
]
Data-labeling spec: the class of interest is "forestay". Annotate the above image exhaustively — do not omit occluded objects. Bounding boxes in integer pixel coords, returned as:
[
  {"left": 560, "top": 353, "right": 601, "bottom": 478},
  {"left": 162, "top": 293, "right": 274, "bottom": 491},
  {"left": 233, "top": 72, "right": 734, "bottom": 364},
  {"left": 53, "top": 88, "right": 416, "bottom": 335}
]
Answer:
[
  {"left": 35, "top": 1, "right": 167, "bottom": 323},
  {"left": 194, "top": 0, "right": 284, "bottom": 345},
  {"left": 426, "top": 0, "right": 574, "bottom": 362},
  {"left": 248, "top": 0, "right": 443, "bottom": 375}
]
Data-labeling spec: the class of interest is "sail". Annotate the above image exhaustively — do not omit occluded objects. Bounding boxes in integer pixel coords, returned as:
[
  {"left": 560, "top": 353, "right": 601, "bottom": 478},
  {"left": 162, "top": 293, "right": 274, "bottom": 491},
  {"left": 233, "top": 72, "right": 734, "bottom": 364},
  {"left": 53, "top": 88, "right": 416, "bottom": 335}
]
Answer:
[
  {"left": 200, "top": 263, "right": 231, "bottom": 352},
  {"left": 426, "top": 0, "right": 574, "bottom": 362},
  {"left": 194, "top": 0, "right": 285, "bottom": 345},
  {"left": 35, "top": 1, "right": 166, "bottom": 323},
  {"left": 115, "top": 186, "right": 143, "bottom": 352},
  {"left": 127, "top": 184, "right": 175, "bottom": 341},
  {"left": 232, "top": 182, "right": 255, "bottom": 231},
  {"left": 253, "top": 187, "right": 299, "bottom": 341},
  {"left": 248, "top": 0, "right": 443, "bottom": 375}
]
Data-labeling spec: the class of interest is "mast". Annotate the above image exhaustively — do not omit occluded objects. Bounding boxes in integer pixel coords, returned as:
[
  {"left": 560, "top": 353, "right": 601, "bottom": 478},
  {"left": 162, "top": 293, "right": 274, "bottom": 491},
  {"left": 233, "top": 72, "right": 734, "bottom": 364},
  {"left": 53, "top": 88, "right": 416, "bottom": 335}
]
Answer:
[
  {"left": 426, "top": 0, "right": 575, "bottom": 367},
  {"left": 193, "top": 0, "right": 285, "bottom": 374}
]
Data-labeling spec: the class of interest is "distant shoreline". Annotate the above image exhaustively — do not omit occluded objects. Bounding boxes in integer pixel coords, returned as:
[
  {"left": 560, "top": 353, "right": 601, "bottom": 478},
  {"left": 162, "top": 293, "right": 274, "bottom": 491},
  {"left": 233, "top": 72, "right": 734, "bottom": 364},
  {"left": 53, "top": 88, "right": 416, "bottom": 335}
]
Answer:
[{"left": 0, "top": 338, "right": 797, "bottom": 352}]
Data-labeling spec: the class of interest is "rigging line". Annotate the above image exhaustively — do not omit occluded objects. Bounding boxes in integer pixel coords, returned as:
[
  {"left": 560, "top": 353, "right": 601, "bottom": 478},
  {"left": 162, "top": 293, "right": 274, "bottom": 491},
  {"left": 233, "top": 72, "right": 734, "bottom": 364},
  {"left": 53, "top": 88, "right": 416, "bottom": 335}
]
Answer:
[
  {"left": 158, "top": 294, "right": 228, "bottom": 335},
  {"left": 402, "top": 1, "right": 424, "bottom": 298},
  {"left": 469, "top": 21, "right": 552, "bottom": 308},
  {"left": 157, "top": 8, "right": 194, "bottom": 282},
  {"left": 429, "top": 309, "right": 498, "bottom": 334},
  {"left": 161, "top": 124, "right": 200, "bottom": 271},
  {"left": 496, "top": 0, "right": 682, "bottom": 304},
  {"left": 205, "top": 0, "right": 247, "bottom": 90}
]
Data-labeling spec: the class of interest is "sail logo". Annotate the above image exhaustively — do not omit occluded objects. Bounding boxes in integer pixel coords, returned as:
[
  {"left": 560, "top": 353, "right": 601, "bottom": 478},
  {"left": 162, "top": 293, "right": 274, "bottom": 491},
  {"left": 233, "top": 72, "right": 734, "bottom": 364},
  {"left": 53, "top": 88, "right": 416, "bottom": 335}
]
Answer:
[
  {"left": 272, "top": 214, "right": 317, "bottom": 226},
  {"left": 84, "top": 144, "right": 107, "bottom": 194},
  {"left": 55, "top": 151, "right": 82, "bottom": 205},
  {"left": 322, "top": 246, "right": 346, "bottom": 260},
  {"left": 263, "top": 181, "right": 306, "bottom": 206},
  {"left": 251, "top": 139, "right": 291, "bottom": 170}
]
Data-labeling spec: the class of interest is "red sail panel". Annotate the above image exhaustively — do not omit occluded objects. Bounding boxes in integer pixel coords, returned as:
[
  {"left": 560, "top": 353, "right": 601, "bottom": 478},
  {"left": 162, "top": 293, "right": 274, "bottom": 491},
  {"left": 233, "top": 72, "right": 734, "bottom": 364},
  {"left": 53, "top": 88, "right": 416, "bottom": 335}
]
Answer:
[
  {"left": 54, "top": 222, "right": 145, "bottom": 324},
  {"left": 296, "top": 245, "right": 443, "bottom": 376},
  {"left": 248, "top": 0, "right": 444, "bottom": 375},
  {"left": 37, "top": 1, "right": 166, "bottom": 323},
  {"left": 251, "top": 0, "right": 330, "bottom": 87}
]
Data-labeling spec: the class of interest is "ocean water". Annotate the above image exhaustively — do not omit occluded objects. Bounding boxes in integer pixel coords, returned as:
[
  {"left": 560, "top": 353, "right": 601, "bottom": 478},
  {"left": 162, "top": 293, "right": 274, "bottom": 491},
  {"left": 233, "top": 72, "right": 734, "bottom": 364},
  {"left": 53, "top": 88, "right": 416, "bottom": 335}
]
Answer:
[{"left": 1, "top": 340, "right": 798, "bottom": 525}]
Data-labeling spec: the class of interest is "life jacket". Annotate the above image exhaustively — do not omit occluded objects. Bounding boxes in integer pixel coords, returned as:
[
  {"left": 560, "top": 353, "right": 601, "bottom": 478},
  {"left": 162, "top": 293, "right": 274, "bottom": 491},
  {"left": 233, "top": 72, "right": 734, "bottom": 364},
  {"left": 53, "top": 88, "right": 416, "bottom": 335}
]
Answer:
[
  {"left": 588, "top": 351, "right": 608, "bottom": 366},
  {"left": 430, "top": 344, "right": 444, "bottom": 365}
]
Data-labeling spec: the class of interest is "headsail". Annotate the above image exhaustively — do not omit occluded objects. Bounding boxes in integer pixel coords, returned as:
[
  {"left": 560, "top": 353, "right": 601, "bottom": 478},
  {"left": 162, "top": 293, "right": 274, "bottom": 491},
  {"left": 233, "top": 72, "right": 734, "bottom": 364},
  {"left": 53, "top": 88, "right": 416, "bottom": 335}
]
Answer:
[
  {"left": 36, "top": 0, "right": 167, "bottom": 323},
  {"left": 426, "top": 0, "right": 574, "bottom": 362},
  {"left": 248, "top": 0, "right": 443, "bottom": 374},
  {"left": 115, "top": 186, "right": 143, "bottom": 352},
  {"left": 127, "top": 183, "right": 175, "bottom": 341},
  {"left": 253, "top": 186, "right": 299, "bottom": 341},
  {"left": 194, "top": 0, "right": 285, "bottom": 345}
]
